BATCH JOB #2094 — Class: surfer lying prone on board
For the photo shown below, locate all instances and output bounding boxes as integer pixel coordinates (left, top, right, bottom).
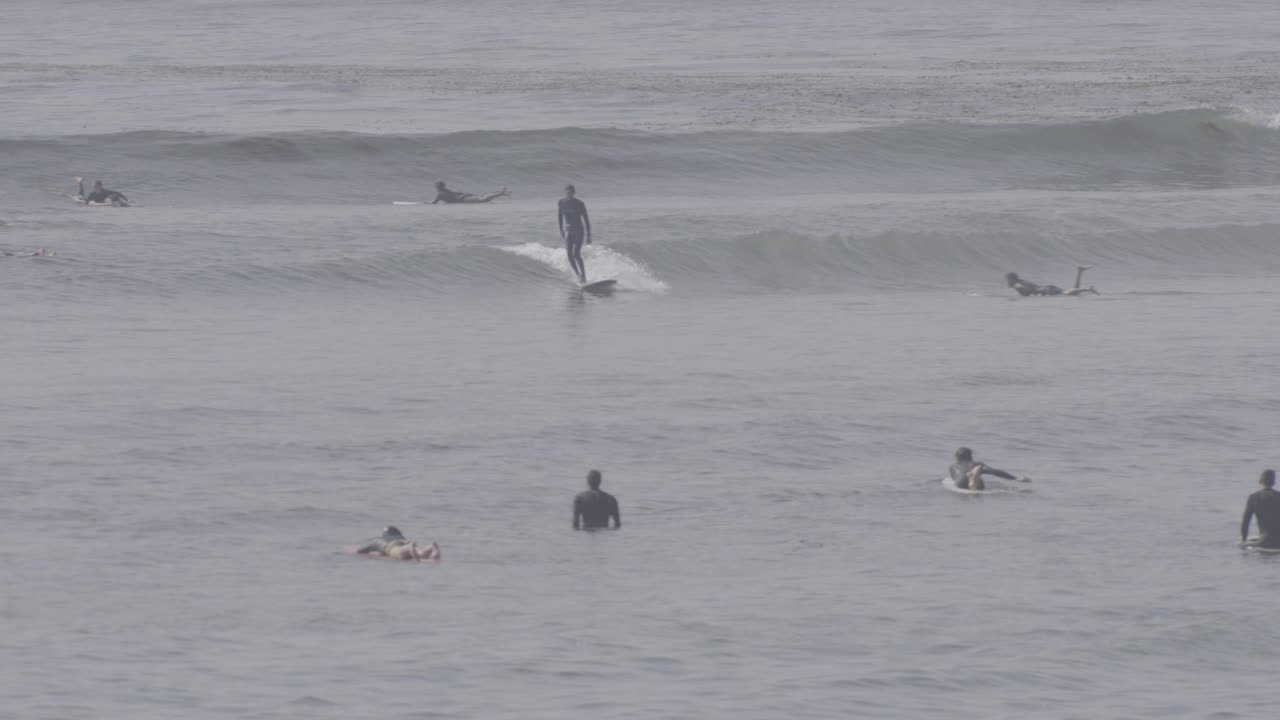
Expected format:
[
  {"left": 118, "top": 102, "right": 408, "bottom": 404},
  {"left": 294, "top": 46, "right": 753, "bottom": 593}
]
[
  {"left": 74, "top": 177, "right": 131, "bottom": 206},
  {"left": 352, "top": 525, "right": 440, "bottom": 561},
  {"left": 1241, "top": 469, "right": 1280, "bottom": 550},
  {"left": 949, "top": 447, "right": 1029, "bottom": 491},
  {"left": 432, "top": 181, "right": 510, "bottom": 204},
  {"left": 1006, "top": 266, "right": 1098, "bottom": 297}
]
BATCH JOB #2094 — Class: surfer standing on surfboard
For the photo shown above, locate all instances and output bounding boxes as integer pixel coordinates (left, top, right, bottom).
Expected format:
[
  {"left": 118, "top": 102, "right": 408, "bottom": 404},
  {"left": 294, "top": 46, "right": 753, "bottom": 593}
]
[
  {"left": 1241, "top": 469, "right": 1280, "bottom": 549},
  {"left": 949, "top": 447, "right": 1027, "bottom": 491},
  {"left": 431, "top": 181, "right": 509, "bottom": 204},
  {"left": 558, "top": 184, "right": 592, "bottom": 284}
]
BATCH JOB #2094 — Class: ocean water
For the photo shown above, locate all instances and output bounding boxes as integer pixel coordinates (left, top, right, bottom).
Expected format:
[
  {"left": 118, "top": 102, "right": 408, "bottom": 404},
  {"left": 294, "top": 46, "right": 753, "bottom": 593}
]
[{"left": 3, "top": 1, "right": 1280, "bottom": 718}]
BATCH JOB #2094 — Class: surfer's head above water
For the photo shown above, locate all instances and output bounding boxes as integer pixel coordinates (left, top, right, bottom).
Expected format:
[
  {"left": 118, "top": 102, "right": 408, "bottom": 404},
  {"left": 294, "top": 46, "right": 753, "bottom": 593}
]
[
  {"left": 382, "top": 525, "right": 405, "bottom": 540},
  {"left": 434, "top": 181, "right": 446, "bottom": 190},
  {"left": 1004, "top": 272, "right": 1020, "bottom": 287},
  {"left": 954, "top": 447, "right": 974, "bottom": 462},
  {"left": 1262, "top": 469, "right": 1276, "bottom": 488},
  {"left": 564, "top": 184, "right": 576, "bottom": 197},
  {"left": 587, "top": 469, "right": 602, "bottom": 489}
]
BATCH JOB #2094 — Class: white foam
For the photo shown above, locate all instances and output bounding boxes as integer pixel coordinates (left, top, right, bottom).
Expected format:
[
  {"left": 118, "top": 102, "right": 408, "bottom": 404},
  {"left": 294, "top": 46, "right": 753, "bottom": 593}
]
[{"left": 501, "top": 242, "right": 669, "bottom": 293}]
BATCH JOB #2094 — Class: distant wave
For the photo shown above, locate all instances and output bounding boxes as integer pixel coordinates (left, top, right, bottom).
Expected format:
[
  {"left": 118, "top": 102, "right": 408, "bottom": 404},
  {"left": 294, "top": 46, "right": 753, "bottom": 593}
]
[{"left": 5, "top": 109, "right": 1280, "bottom": 204}]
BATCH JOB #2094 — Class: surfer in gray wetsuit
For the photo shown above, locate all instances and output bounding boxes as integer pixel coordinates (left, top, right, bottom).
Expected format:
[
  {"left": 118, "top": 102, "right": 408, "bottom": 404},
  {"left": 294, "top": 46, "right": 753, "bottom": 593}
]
[
  {"left": 1241, "top": 469, "right": 1280, "bottom": 549},
  {"left": 558, "top": 184, "right": 591, "bottom": 283},
  {"left": 431, "top": 181, "right": 510, "bottom": 204},
  {"left": 75, "top": 177, "right": 130, "bottom": 206},
  {"left": 949, "top": 447, "right": 1027, "bottom": 491},
  {"left": 353, "top": 525, "right": 440, "bottom": 560},
  {"left": 1006, "top": 266, "right": 1098, "bottom": 297},
  {"left": 573, "top": 469, "right": 619, "bottom": 530}
]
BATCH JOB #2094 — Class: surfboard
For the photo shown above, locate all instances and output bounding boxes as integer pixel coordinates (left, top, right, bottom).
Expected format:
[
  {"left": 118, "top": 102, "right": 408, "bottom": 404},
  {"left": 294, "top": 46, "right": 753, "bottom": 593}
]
[
  {"left": 392, "top": 201, "right": 423, "bottom": 205},
  {"left": 580, "top": 279, "right": 618, "bottom": 293},
  {"left": 1241, "top": 539, "right": 1280, "bottom": 553},
  {"left": 942, "top": 477, "right": 985, "bottom": 494}
]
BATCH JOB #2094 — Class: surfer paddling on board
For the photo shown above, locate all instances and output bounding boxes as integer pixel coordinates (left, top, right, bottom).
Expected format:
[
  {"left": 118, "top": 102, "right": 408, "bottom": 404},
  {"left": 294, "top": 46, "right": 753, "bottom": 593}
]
[
  {"left": 558, "top": 184, "right": 592, "bottom": 283},
  {"left": 1006, "top": 266, "right": 1098, "bottom": 297},
  {"left": 431, "top": 181, "right": 510, "bottom": 204},
  {"left": 573, "top": 469, "right": 619, "bottom": 530},
  {"left": 74, "top": 177, "right": 130, "bottom": 206},
  {"left": 351, "top": 525, "right": 440, "bottom": 561},
  {"left": 1241, "top": 469, "right": 1280, "bottom": 550},
  {"left": 949, "top": 447, "right": 1029, "bottom": 491}
]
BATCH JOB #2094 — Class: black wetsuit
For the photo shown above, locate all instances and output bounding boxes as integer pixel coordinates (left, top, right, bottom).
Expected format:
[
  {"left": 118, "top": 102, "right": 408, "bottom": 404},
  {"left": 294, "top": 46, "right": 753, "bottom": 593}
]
[
  {"left": 432, "top": 188, "right": 471, "bottom": 204},
  {"left": 354, "top": 538, "right": 392, "bottom": 554},
  {"left": 82, "top": 187, "right": 129, "bottom": 206},
  {"left": 558, "top": 197, "right": 590, "bottom": 281},
  {"left": 949, "top": 460, "right": 1015, "bottom": 490},
  {"left": 355, "top": 528, "right": 408, "bottom": 554},
  {"left": 1242, "top": 487, "right": 1280, "bottom": 549},
  {"left": 573, "top": 489, "right": 620, "bottom": 529},
  {"left": 1011, "top": 279, "right": 1063, "bottom": 297}
]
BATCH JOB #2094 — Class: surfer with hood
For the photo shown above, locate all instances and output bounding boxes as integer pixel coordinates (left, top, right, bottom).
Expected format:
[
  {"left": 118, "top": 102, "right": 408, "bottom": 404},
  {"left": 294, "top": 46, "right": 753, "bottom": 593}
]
[
  {"left": 75, "top": 177, "right": 130, "bottom": 206},
  {"left": 1006, "top": 266, "right": 1098, "bottom": 297},
  {"left": 352, "top": 525, "right": 440, "bottom": 561},
  {"left": 431, "top": 181, "right": 510, "bottom": 204},
  {"left": 948, "top": 447, "right": 1029, "bottom": 491}
]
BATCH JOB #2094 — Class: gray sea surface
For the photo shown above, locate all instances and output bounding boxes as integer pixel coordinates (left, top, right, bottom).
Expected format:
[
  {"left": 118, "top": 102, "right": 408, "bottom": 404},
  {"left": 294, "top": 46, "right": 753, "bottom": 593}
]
[{"left": 3, "top": 1, "right": 1280, "bottom": 718}]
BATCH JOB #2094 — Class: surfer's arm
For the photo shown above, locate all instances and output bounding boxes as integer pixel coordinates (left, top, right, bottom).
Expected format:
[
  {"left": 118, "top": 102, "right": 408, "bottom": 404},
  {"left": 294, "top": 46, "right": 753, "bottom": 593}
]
[
  {"left": 558, "top": 209, "right": 566, "bottom": 238},
  {"left": 583, "top": 206, "right": 592, "bottom": 243},
  {"left": 1242, "top": 499, "right": 1256, "bottom": 542},
  {"left": 75, "top": 177, "right": 86, "bottom": 201},
  {"left": 611, "top": 500, "right": 620, "bottom": 528},
  {"left": 980, "top": 465, "right": 1017, "bottom": 481},
  {"left": 572, "top": 497, "right": 583, "bottom": 529},
  {"left": 353, "top": 542, "right": 382, "bottom": 555}
]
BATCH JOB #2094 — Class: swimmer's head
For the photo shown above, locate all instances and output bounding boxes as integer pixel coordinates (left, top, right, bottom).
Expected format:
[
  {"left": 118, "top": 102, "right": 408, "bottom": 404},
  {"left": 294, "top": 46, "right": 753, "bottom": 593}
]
[
  {"left": 382, "top": 525, "right": 405, "bottom": 540},
  {"left": 586, "top": 469, "right": 602, "bottom": 489},
  {"left": 1262, "top": 469, "right": 1276, "bottom": 488},
  {"left": 564, "top": 184, "right": 576, "bottom": 196},
  {"left": 954, "top": 447, "right": 973, "bottom": 462},
  {"left": 434, "top": 181, "right": 446, "bottom": 190},
  {"left": 93, "top": 180, "right": 105, "bottom": 190},
  {"left": 1005, "top": 272, "right": 1019, "bottom": 286}
]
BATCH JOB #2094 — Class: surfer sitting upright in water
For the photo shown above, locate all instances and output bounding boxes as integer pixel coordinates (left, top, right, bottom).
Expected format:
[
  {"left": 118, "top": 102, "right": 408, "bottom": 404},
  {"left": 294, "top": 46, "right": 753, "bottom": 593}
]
[
  {"left": 352, "top": 525, "right": 440, "bottom": 561},
  {"left": 949, "top": 447, "right": 1028, "bottom": 491},
  {"left": 558, "top": 184, "right": 591, "bottom": 283},
  {"left": 75, "top": 177, "right": 130, "bottom": 206},
  {"left": 431, "top": 181, "right": 510, "bottom": 204},
  {"left": 1241, "top": 469, "right": 1280, "bottom": 549},
  {"left": 573, "top": 469, "right": 619, "bottom": 530},
  {"left": 1006, "top": 266, "right": 1098, "bottom": 297}
]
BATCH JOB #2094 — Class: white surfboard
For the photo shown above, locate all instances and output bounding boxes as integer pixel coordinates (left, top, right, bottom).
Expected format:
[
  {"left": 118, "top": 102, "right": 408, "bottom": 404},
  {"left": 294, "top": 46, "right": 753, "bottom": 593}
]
[
  {"left": 392, "top": 201, "right": 424, "bottom": 205},
  {"left": 580, "top": 279, "right": 618, "bottom": 293}
]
